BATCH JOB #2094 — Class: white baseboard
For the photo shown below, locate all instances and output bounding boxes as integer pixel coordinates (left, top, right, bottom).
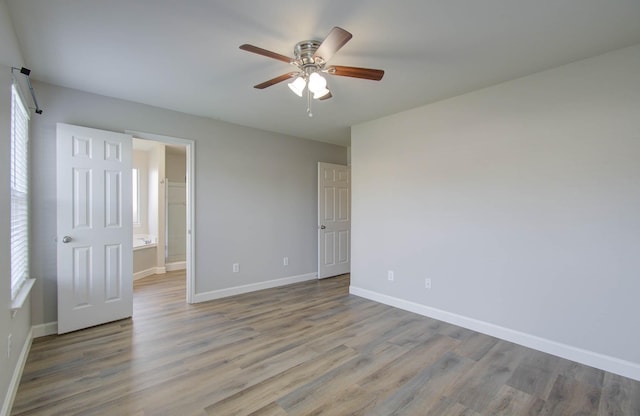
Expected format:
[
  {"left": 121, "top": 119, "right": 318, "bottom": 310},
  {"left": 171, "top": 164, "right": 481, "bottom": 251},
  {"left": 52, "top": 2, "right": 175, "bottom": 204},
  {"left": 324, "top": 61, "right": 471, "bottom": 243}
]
[
  {"left": 1, "top": 328, "right": 33, "bottom": 416},
  {"left": 32, "top": 321, "right": 58, "bottom": 338},
  {"left": 134, "top": 266, "right": 166, "bottom": 281},
  {"left": 193, "top": 272, "right": 318, "bottom": 303},
  {"left": 349, "top": 285, "right": 640, "bottom": 382},
  {"left": 166, "top": 261, "right": 186, "bottom": 272},
  {"left": 134, "top": 268, "right": 156, "bottom": 281}
]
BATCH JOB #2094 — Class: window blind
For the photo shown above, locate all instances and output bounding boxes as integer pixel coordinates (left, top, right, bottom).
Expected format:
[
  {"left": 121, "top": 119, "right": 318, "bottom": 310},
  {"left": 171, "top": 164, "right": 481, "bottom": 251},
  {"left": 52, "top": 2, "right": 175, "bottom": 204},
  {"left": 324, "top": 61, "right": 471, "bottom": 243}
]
[{"left": 11, "top": 83, "right": 30, "bottom": 299}]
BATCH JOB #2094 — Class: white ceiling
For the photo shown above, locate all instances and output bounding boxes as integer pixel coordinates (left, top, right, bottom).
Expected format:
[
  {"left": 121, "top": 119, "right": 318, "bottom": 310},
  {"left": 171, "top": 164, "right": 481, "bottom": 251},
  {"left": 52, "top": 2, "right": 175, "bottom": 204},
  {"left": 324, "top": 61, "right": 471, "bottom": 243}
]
[{"left": 6, "top": 0, "right": 640, "bottom": 147}]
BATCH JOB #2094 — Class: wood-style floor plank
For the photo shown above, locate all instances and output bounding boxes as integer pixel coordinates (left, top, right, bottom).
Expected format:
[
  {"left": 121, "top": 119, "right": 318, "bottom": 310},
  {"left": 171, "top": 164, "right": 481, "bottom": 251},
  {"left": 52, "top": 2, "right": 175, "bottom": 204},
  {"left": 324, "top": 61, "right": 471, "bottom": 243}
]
[
  {"left": 599, "top": 372, "right": 640, "bottom": 415},
  {"left": 204, "top": 344, "right": 358, "bottom": 416},
  {"left": 11, "top": 271, "right": 640, "bottom": 415},
  {"left": 368, "top": 352, "right": 475, "bottom": 415}
]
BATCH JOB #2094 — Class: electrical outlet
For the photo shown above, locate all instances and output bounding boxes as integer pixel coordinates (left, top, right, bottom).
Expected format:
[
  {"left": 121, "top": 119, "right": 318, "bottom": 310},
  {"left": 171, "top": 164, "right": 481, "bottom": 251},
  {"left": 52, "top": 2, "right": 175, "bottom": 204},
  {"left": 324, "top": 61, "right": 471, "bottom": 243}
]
[
  {"left": 283, "top": 257, "right": 289, "bottom": 266},
  {"left": 425, "top": 278, "right": 432, "bottom": 289},
  {"left": 232, "top": 263, "right": 239, "bottom": 273},
  {"left": 388, "top": 270, "right": 394, "bottom": 281},
  {"left": 7, "top": 334, "right": 12, "bottom": 358}
]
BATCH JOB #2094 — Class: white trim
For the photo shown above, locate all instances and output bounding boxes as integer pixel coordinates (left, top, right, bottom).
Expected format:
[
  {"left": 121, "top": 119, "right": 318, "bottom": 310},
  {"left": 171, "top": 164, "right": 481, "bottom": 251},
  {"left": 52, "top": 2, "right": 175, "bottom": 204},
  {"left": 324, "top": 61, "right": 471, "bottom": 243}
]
[
  {"left": 349, "top": 285, "right": 640, "bottom": 382},
  {"left": 10, "top": 83, "right": 30, "bottom": 301},
  {"left": 1, "top": 328, "right": 32, "bottom": 416},
  {"left": 133, "top": 243, "right": 158, "bottom": 251},
  {"left": 134, "top": 268, "right": 156, "bottom": 281},
  {"left": 193, "top": 273, "right": 318, "bottom": 303},
  {"left": 126, "top": 130, "right": 195, "bottom": 303},
  {"left": 32, "top": 321, "right": 58, "bottom": 338},
  {"left": 133, "top": 266, "right": 166, "bottom": 281},
  {"left": 10, "top": 278, "right": 36, "bottom": 312},
  {"left": 166, "top": 261, "right": 186, "bottom": 271}
]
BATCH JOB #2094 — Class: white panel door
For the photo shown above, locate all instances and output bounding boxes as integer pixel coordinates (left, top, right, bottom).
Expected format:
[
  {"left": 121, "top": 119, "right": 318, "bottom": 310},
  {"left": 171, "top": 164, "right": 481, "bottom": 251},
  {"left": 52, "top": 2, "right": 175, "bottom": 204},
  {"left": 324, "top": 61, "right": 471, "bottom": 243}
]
[
  {"left": 318, "top": 162, "right": 351, "bottom": 279},
  {"left": 57, "top": 123, "right": 133, "bottom": 334}
]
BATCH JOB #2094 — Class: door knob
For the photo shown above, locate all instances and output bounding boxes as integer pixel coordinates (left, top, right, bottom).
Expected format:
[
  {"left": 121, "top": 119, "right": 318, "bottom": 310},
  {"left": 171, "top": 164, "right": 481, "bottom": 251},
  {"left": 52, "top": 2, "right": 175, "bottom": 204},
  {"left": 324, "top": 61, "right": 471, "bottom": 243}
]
[
  {"left": 62, "top": 236, "right": 73, "bottom": 243},
  {"left": 320, "top": 225, "right": 326, "bottom": 229}
]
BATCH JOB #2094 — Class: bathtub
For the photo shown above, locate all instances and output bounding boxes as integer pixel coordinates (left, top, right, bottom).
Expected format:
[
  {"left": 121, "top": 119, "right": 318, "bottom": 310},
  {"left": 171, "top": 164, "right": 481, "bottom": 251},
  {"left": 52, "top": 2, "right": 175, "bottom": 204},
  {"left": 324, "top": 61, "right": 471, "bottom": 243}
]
[
  {"left": 133, "top": 234, "right": 158, "bottom": 279},
  {"left": 134, "top": 234, "right": 157, "bottom": 250}
]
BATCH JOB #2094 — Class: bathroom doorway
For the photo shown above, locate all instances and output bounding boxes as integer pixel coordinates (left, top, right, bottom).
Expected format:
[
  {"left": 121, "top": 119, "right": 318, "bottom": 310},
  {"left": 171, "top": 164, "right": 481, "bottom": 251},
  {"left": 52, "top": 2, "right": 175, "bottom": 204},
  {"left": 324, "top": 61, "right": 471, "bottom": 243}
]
[{"left": 130, "top": 131, "right": 195, "bottom": 303}]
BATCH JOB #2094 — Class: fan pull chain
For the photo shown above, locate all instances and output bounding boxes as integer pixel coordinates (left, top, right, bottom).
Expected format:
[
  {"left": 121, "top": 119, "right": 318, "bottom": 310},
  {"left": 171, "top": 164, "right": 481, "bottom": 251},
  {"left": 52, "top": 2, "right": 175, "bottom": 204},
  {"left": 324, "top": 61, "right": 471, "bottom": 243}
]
[{"left": 307, "top": 88, "right": 313, "bottom": 117}]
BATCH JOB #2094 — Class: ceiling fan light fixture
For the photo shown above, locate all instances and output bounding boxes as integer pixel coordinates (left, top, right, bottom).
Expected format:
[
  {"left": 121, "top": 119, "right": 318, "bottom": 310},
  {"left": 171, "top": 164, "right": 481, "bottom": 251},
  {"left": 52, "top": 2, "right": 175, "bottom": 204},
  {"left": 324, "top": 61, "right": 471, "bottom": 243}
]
[
  {"left": 288, "top": 76, "right": 306, "bottom": 97},
  {"left": 307, "top": 72, "right": 327, "bottom": 94},
  {"left": 313, "top": 87, "right": 331, "bottom": 99}
]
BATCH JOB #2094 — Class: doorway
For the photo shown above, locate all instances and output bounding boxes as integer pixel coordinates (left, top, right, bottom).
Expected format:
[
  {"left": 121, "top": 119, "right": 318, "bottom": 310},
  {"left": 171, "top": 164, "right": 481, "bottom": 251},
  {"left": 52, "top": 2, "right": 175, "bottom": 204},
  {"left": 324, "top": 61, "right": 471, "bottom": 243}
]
[{"left": 129, "top": 130, "right": 195, "bottom": 303}]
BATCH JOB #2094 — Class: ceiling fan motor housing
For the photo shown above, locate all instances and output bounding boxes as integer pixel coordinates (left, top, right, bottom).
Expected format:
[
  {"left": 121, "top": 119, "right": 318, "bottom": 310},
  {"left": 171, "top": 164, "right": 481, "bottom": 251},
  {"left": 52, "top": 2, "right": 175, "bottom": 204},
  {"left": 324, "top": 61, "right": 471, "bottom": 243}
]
[{"left": 294, "top": 40, "right": 324, "bottom": 68}]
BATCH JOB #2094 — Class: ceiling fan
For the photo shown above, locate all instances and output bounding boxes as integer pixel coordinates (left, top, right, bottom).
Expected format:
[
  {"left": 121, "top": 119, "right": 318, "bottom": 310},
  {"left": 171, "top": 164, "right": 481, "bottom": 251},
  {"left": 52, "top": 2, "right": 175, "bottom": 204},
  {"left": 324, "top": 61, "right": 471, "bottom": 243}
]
[{"left": 239, "top": 27, "right": 384, "bottom": 116}]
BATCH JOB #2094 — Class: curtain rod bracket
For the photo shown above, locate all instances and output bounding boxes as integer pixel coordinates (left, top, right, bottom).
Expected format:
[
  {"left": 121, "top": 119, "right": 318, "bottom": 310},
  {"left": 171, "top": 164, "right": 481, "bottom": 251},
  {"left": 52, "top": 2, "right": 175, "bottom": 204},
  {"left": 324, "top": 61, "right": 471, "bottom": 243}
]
[{"left": 11, "top": 66, "right": 43, "bottom": 115}]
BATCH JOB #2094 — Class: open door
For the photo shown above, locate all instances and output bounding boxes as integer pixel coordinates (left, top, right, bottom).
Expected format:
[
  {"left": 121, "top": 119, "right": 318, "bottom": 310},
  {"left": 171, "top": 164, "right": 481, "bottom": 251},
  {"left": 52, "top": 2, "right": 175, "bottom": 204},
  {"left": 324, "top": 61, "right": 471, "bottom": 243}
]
[
  {"left": 57, "top": 123, "right": 133, "bottom": 334},
  {"left": 318, "top": 162, "right": 351, "bottom": 279}
]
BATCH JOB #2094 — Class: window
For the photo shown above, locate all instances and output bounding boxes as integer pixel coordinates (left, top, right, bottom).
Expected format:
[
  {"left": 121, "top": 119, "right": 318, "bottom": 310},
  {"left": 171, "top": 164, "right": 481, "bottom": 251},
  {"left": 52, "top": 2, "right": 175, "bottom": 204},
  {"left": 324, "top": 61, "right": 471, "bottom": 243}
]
[
  {"left": 132, "top": 168, "right": 140, "bottom": 225},
  {"left": 10, "top": 83, "right": 30, "bottom": 299}
]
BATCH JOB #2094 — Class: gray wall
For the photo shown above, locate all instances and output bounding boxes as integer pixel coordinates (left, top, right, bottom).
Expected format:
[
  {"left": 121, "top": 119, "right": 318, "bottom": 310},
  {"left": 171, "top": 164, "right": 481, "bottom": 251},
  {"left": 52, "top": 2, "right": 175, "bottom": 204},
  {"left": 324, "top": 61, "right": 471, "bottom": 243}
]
[
  {"left": 1, "top": 0, "right": 33, "bottom": 409},
  {"left": 28, "top": 81, "right": 346, "bottom": 326},
  {"left": 351, "top": 45, "right": 640, "bottom": 369},
  {"left": 0, "top": 62, "right": 33, "bottom": 416}
]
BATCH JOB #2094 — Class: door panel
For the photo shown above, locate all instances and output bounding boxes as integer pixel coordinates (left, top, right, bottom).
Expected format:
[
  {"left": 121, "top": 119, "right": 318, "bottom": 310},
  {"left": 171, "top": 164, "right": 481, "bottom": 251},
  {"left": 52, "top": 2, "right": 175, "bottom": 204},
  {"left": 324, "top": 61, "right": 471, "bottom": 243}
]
[
  {"left": 104, "top": 244, "right": 122, "bottom": 301},
  {"left": 72, "top": 246, "right": 91, "bottom": 307},
  {"left": 318, "top": 162, "right": 351, "bottom": 279},
  {"left": 73, "top": 168, "right": 92, "bottom": 228},
  {"left": 57, "top": 123, "right": 133, "bottom": 334},
  {"left": 338, "top": 230, "right": 349, "bottom": 263}
]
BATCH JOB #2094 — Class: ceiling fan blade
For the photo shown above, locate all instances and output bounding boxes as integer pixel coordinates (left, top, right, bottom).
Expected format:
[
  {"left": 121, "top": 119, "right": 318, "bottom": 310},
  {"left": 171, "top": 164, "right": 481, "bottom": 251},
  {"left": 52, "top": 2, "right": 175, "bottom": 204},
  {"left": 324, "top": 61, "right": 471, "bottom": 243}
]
[
  {"left": 318, "top": 92, "right": 333, "bottom": 100},
  {"left": 239, "top": 44, "right": 293, "bottom": 64},
  {"left": 253, "top": 72, "right": 298, "bottom": 89},
  {"left": 326, "top": 65, "right": 384, "bottom": 81},
  {"left": 313, "top": 27, "right": 352, "bottom": 62}
]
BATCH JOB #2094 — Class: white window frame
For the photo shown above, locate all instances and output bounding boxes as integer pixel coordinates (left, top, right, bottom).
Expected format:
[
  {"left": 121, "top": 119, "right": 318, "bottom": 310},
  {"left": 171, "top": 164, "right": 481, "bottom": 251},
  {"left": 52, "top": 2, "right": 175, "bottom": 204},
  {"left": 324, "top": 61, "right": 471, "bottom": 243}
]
[{"left": 10, "top": 83, "right": 30, "bottom": 300}]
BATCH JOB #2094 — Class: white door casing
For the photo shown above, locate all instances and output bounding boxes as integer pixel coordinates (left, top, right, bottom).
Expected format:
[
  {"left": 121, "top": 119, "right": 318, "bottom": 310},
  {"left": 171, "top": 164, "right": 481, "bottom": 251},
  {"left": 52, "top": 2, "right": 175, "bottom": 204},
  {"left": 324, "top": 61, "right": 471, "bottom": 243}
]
[
  {"left": 57, "top": 123, "right": 133, "bottom": 334},
  {"left": 318, "top": 162, "right": 351, "bottom": 279}
]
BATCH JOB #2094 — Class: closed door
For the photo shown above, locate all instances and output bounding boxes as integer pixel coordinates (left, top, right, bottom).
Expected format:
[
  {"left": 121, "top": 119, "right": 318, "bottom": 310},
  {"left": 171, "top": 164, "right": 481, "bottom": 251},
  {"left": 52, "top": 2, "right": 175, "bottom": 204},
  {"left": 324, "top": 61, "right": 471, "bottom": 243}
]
[
  {"left": 318, "top": 162, "right": 350, "bottom": 279},
  {"left": 57, "top": 123, "right": 133, "bottom": 334}
]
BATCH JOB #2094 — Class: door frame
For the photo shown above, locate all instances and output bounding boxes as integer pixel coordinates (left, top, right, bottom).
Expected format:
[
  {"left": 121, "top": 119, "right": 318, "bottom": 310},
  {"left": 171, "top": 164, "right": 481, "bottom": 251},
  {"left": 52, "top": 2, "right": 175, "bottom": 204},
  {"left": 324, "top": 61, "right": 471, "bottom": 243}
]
[{"left": 127, "top": 130, "right": 196, "bottom": 303}]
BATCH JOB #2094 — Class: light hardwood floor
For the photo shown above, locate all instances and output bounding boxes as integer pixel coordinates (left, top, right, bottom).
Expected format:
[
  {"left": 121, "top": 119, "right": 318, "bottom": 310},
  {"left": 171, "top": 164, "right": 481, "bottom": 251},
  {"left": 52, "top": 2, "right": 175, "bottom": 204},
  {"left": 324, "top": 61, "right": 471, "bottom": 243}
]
[{"left": 12, "top": 272, "right": 640, "bottom": 415}]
